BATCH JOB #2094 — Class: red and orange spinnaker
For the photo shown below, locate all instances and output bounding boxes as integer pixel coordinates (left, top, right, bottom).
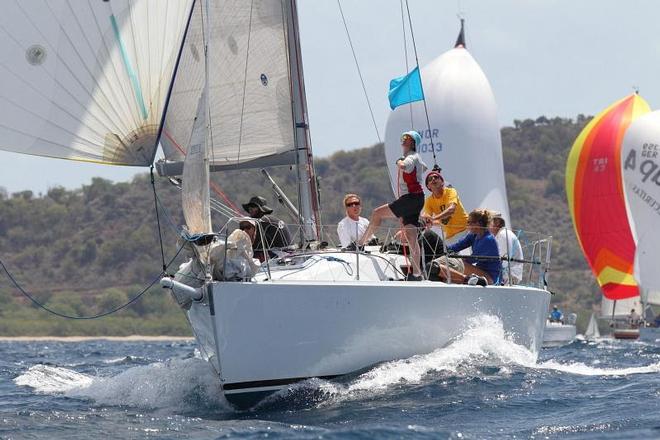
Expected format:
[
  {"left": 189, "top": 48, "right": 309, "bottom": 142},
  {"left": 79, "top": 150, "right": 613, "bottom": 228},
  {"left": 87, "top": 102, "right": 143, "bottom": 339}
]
[{"left": 566, "top": 94, "right": 650, "bottom": 300}]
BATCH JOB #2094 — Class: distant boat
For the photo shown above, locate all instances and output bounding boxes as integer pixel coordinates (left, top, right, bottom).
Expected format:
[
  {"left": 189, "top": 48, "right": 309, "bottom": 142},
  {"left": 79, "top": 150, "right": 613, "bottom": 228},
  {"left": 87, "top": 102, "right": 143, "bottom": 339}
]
[
  {"left": 566, "top": 94, "right": 650, "bottom": 339},
  {"left": 621, "top": 110, "right": 660, "bottom": 340},
  {"left": 542, "top": 312, "right": 577, "bottom": 348},
  {"left": 584, "top": 312, "right": 601, "bottom": 340}
]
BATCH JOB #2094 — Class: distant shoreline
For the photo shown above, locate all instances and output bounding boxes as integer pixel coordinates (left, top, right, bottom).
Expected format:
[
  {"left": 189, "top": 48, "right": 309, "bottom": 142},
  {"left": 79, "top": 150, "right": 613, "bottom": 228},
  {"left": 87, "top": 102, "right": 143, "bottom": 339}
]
[{"left": 0, "top": 335, "right": 194, "bottom": 342}]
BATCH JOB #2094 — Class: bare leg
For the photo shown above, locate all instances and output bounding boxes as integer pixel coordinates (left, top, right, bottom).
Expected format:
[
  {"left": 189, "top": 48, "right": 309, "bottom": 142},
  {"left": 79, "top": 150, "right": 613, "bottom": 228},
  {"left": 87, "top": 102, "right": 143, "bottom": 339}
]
[
  {"left": 437, "top": 264, "right": 467, "bottom": 284},
  {"left": 462, "top": 264, "right": 493, "bottom": 284},
  {"left": 437, "top": 263, "right": 493, "bottom": 284},
  {"left": 358, "top": 203, "right": 396, "bottom": 246},
  {"left": 403, "top": 224, "right": 422, "bottom": 276}
]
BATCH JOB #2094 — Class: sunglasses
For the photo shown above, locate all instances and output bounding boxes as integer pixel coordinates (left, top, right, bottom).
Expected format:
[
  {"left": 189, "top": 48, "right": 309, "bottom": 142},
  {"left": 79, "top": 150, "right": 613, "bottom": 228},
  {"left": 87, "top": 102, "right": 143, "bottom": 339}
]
[
  {"left": 346, "top": 202, "right": 361, "bottom": 207},
  {"left": 428, "top": 175, "right": 442, "bottom": 183},
  {"left": 401, "top": 135, "right": 412, "bottom": 142}
]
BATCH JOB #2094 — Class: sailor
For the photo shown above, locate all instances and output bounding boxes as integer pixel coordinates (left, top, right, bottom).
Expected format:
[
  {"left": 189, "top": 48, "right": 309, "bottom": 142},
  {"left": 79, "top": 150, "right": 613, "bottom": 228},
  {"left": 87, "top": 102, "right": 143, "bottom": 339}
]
[
  {"left": 242, "top": 196, "right": 292, "bottom": 261},
  {"left": 549, "top": 306, "right": 563, "bottom": 323},
  {"left": 337, "top": 193, "right": 375, "bottom": 248},
  {"left": 628, "top": 308, "right": 641, "bottom": 327},
  {"left": 358, "top": 131, "right": 426, "bottom": 281},
  {"left": 420, "top": 169, "right": 469, "bottom": 246},
  {"left": 488, "top": 211, "right": 524, "bottom": 285},
  {"left": 431, "top": 209, "right": 501, "bottom": 286}
]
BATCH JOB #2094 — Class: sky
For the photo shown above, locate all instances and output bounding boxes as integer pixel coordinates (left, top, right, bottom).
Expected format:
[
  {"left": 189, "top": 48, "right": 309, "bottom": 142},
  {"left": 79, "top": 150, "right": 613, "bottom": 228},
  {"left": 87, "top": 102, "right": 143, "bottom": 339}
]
[{"left": 2, "top": 0, "right": 660, "bottom": 194}]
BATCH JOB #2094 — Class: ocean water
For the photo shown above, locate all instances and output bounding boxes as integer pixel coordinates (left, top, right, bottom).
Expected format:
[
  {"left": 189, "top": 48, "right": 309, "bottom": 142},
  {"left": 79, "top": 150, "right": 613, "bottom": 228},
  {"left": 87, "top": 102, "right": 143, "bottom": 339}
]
[{"left": 2, "top": 318, "right": 659, "bottom": 439}]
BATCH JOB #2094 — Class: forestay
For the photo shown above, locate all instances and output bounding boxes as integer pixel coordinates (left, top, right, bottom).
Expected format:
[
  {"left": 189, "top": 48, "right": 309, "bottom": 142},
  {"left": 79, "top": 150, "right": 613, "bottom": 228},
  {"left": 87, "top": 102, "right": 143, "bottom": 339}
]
[
  {"left": 159, "top": 0, "right": 296, "bottom": 173},
  {"left": 0, "top": 0, "right": 193, "bottom": 165}
]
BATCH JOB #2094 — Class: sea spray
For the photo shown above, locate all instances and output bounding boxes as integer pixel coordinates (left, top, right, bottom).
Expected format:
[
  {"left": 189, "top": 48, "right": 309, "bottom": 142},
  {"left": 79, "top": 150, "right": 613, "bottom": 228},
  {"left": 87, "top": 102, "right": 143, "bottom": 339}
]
[{"left": 15, "top": 358, "right": 229, "bottom": 412}]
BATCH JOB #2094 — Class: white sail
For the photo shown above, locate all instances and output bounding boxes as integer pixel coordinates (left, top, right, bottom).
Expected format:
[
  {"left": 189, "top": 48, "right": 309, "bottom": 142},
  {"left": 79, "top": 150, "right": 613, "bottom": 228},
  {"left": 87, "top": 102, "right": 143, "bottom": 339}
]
[
  {"left": 643, "top": 290, "right": 660, "bottom": 307},
  {"left": 621, "top": 111, "right": 660, "bottom": 304},
  {"left": 585, "top": 312, "right": 600, "bottom": 339},
  {"left": 384, "top": 46, "right": 510, "bottom": 223},
  {"left": 160, "top": 0, "right": 296, "bottom": 173},
  {"left": 182, "top": 87, "right": 211, "bottom": 236},
  {"left": 0, "top": 0, "right": 193, "bottom": 165},
  {"left": 600, "top": 296, "right": 642, "bottom": 318}
]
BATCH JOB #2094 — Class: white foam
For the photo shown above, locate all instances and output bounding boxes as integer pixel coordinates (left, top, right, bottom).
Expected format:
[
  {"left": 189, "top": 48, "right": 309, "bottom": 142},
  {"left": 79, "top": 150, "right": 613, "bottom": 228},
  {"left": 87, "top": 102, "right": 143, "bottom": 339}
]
[
  {"left": 14, "top": 358, "right": 229, "bottom": 411},
  {"left": 14, "top": 364, "right": 94, "bottom": 393},
  {"left": 537, "top": 359, "right": 660, "bottom": 376}
]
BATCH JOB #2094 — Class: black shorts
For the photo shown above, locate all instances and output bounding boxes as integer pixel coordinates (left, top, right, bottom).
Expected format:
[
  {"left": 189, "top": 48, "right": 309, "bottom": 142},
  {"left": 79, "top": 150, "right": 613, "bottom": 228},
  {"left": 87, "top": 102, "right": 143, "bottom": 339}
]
[{"left": 388, "top": 192, "right": 424, "bottom": 226}]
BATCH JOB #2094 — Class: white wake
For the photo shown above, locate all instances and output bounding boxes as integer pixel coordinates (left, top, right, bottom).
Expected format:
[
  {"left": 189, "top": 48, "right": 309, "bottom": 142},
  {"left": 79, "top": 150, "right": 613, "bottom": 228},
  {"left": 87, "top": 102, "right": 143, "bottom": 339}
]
[{"left": 13, "top": 358, "right": 228, "bottom": 411}]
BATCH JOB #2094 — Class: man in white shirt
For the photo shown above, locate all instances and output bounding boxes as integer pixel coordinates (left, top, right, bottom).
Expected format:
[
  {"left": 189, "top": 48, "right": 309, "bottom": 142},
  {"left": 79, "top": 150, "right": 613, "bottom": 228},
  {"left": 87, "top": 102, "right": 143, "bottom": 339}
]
[
  {"left": 488, "top": 212, "right": 524, "bottom": 284},
  {"left": 337, "top": 194, "right": 373, "bottom": 248}
]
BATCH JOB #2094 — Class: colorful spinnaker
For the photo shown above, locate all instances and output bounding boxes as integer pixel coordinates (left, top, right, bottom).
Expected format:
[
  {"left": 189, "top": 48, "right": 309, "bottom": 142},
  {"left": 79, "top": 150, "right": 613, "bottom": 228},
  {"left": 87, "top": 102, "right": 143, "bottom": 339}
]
[{"left": 566, "top": 94, "right": 650, "bottom": 300}]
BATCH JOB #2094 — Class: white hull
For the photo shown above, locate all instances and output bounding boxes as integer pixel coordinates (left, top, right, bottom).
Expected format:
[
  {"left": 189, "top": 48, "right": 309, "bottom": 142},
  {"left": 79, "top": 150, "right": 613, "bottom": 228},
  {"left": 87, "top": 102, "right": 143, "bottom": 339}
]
[
  {"left": 542, "top": 321, "right": 577, "bottom": 348},
  {"left": 186, "top": 279, "right": 550, "bottom": 407}
]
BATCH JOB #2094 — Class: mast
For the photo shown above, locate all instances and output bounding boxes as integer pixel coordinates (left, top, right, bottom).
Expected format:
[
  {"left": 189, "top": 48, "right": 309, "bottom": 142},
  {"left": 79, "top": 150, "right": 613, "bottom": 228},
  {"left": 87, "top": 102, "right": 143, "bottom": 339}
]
[{"left": 284, "top": 0, "right": 321, "bottom": 243}]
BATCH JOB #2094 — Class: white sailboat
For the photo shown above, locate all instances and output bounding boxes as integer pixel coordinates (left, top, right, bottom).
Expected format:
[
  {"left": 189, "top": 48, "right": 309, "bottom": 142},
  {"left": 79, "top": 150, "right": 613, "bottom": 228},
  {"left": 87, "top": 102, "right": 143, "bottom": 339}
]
[
  {"left": 584, "top": 312, "right": 601, "bottom": 340},
  {"left": 621, "top": 110, "right": 660, "bottom": 341},
  {"left": 0, "top": 1, "right": 551, "bottom": 408}
]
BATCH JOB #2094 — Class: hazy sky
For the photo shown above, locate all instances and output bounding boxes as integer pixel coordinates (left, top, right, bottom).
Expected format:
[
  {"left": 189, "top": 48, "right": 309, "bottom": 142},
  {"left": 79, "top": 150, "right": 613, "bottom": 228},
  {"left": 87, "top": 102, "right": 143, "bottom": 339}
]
[{"left": 2, "top": 0, "right": 660, "bottom": 194}]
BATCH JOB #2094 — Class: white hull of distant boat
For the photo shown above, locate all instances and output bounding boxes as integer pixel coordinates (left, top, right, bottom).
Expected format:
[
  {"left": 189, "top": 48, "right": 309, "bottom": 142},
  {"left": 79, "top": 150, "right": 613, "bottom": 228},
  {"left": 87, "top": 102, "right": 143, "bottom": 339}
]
[
  {"left": 542, "top": 321, "right": 576, "bottom": 348},
  {"left": 178, "top": 250, "right": 551, "bottom": 408}
]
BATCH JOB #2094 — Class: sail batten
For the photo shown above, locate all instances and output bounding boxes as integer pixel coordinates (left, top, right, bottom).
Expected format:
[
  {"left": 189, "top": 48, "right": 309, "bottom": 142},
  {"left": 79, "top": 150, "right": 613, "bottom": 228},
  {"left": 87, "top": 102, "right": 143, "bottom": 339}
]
[{"left": 0, "top": 0, "right": 194, "bottom": 166}]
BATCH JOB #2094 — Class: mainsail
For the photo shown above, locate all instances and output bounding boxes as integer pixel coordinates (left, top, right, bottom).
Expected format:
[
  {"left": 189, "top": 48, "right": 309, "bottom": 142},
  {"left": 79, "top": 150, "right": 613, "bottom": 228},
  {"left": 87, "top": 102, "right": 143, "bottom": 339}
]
[
  {"left": 384, "top": 29, "right": 510, "bottom": 223},
  {"left": 621, "top": 110, "right": 660, "bottom": 307},
  {"left": 565, "top": 94, "right": 650, "bottom": 300},
  {"left": 0, "top": 0, "right": 194, "bottom": 165},
  {"left": 158, "top": 0, "right": 297, "bottom": 173}
]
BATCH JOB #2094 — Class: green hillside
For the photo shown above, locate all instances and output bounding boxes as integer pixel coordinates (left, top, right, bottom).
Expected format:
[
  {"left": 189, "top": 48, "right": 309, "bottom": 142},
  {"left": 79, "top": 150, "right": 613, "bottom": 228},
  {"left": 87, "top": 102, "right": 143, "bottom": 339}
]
[{"left": 0, "top": 116, "right": 602, "bottom": 335}]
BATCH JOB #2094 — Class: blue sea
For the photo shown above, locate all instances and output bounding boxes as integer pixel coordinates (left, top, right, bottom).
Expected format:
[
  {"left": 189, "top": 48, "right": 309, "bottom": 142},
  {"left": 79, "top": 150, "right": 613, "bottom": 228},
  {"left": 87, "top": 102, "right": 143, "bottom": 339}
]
[{"left": 2, "top": 320, "right": 659, "bottom": 439}]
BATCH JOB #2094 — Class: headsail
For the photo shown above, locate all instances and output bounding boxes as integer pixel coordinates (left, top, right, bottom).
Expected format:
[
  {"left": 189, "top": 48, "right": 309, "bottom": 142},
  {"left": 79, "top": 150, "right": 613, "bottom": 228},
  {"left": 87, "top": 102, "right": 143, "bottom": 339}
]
[
  {"left": 384, "top": 28, "right": 510, "bottom": 223},
  {"left": 565, "top": 94, "right": 650, "bottom": 300},
  {"left": 159, "top": 0, "right": 297, "bottom": 173},
  {"left": 0, "top": 0, "right": 194, "bottom": 165}
]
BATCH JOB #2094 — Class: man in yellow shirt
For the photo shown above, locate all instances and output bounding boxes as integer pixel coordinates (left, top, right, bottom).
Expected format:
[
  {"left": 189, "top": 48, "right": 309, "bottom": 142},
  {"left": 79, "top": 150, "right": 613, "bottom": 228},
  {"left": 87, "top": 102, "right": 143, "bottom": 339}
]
[{"left": 420, "top": 170, "right": 469, "bottom": 246}]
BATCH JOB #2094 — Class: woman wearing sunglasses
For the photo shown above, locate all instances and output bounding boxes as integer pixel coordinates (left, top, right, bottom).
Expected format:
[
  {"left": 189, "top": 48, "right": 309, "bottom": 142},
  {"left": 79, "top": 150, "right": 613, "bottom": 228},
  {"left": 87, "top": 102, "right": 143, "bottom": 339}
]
[{"left": 358, "top": 130, "right": 427, "bottom": 281}]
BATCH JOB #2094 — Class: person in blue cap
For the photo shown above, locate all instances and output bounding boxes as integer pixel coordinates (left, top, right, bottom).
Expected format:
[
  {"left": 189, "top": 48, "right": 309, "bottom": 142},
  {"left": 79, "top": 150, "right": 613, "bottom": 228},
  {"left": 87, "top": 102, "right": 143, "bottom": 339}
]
[{"left": 359, "top": 130, "right": 427, "bottom": 280}]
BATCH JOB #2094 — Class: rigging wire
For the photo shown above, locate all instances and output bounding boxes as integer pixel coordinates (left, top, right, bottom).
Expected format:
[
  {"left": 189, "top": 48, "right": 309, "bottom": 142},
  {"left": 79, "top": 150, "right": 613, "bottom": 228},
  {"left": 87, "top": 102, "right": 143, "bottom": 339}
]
[
  {"left": 336, "top": 0, "right": 381, "bottom": 143},
  {"left": 399, "top": 0, "right": 414, "bottom": 129},
  {"left": 150, "top": 166, "right": 167, "bottom": 271},
  {"left": 0, "top": 242, "right": 186, "bottom": 321},
  {"left": 403, "top": 0, "right": 439, "bottom": 170}
]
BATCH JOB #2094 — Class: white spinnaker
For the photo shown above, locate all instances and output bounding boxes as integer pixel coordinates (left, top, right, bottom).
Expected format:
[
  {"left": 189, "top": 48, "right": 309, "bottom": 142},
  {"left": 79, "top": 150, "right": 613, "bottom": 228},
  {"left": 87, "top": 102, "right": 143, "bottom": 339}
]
[
  {"left": 384, "top": 47, "right": 510, "bottom": 223},
  {"left": 621, "top": 111, "right": 660, "bottom": 306},
  {"left": 161, "top": 0, "right": 295, "bottom": 169},
  {"left": 0, "top": 0, "right": 193, "bottom": 165},
  {"left": 600, "top": 297, "right": 642, "bottom": 318}
]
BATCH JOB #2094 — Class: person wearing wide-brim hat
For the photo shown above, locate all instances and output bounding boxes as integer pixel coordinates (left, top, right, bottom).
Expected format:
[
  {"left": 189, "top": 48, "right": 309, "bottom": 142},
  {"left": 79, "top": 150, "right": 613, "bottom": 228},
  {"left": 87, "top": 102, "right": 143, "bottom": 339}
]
[{"left": 242, "top": 196, "right": 291, "bottom": 261}]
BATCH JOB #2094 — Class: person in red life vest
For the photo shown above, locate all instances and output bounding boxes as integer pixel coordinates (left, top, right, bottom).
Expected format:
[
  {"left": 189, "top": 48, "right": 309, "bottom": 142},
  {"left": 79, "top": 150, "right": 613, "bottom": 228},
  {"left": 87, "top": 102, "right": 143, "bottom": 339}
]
[{"left": 359, "top": 130, "right": 427, "bottom": 280}]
